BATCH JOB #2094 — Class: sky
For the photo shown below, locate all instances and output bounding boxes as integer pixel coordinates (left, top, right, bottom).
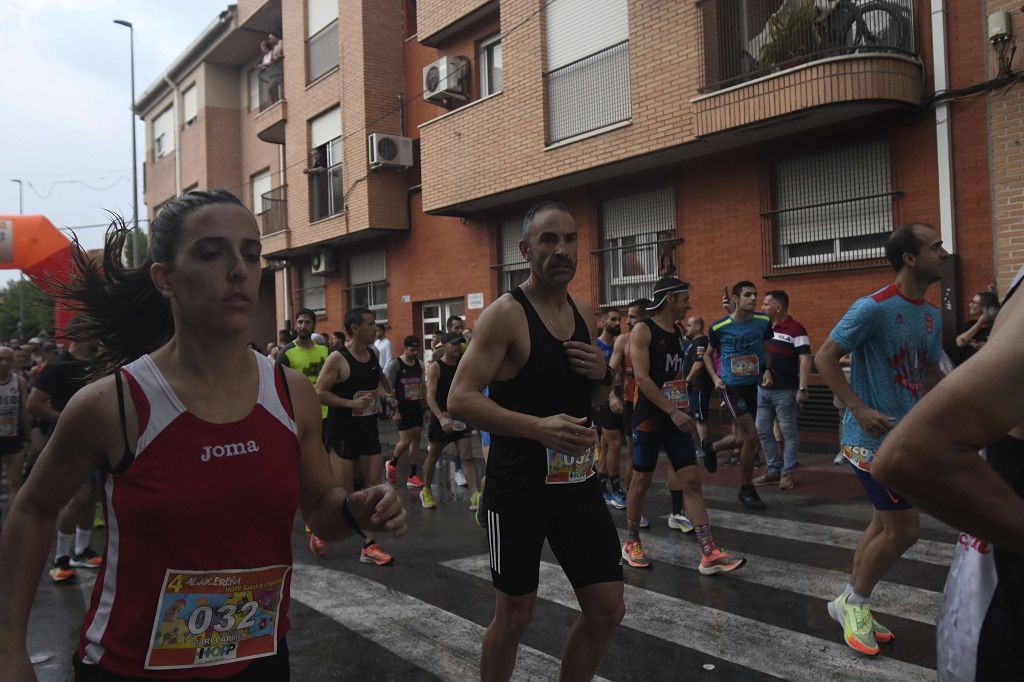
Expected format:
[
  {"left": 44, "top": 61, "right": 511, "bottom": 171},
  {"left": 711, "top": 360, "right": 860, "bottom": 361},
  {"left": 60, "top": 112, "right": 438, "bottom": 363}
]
[{"left": 0, "top": 0, "right": 231, "bottom": 284}]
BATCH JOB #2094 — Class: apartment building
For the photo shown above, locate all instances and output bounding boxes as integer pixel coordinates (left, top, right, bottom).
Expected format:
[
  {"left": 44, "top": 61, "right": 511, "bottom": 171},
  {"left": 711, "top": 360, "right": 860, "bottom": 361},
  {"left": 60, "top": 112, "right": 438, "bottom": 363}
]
[{"left": 138, "top": 0, "right": 1012, "bottom": 448}]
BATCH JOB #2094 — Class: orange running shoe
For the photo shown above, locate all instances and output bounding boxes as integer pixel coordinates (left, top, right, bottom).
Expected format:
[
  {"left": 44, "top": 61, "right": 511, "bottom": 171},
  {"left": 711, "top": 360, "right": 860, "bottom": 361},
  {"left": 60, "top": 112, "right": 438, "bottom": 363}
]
[
  {"left": 308, "top": 534, "right": 327, "bottom": 558},
  {"left": 698, "top": 548, "right": 747, "bottom": 575},
  {"left": 360, "top": 542, "right": 393, "bottom": 566},
  {"left": 49, "top": 556, "right": 77, "bottom": 583},
  {"left": 621, "top": 540, "right": 651, "bottom": 568},
  {"left": 69, "top": 548, "right": 103, "bottom": 569}
]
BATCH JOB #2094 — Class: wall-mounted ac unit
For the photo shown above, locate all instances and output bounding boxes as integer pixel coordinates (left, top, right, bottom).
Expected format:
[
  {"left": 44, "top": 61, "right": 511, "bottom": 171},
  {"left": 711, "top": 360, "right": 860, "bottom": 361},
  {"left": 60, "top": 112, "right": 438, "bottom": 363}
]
[
  {"left": 311, "top": 247, "right": 336, "bottom": 275},
  {"left": 368, "top": 133, "right": 414, "bottom": 169},
  {"left": 423, "top": 56, "right": 469, "bottom": 103}
]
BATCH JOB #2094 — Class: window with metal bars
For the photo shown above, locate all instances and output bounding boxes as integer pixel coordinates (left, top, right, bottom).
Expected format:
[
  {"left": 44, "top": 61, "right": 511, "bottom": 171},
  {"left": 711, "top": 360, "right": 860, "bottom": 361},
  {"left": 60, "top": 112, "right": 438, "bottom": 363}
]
[
  {"left": 600, "top": 188, "right": 676, "bottom": 307},
  {"left": 498, "top": 219, "right": 530, "bottom": 293},
  {"left": 764, "top": 139, "right": 898, "bottom": 274}
]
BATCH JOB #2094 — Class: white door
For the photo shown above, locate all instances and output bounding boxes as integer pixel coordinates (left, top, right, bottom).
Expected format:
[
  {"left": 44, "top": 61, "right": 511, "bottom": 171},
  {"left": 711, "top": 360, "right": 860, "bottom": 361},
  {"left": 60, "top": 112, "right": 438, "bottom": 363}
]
[{"left": 422, "top": 299, "right": 465, "bottom": 363}]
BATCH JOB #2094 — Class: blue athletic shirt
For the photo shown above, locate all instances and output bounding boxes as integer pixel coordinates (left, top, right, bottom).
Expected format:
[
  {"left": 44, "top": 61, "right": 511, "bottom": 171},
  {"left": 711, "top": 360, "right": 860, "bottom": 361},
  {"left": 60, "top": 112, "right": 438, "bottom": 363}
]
[
  {"left": 595, "top": 337, "right": 613, "bottom": 364},
  {"left": 830, "top": 283, "right": 942, "bottom": 458},
  {"left": 708, "top": 314, "right": 773, "bottom": 386}
]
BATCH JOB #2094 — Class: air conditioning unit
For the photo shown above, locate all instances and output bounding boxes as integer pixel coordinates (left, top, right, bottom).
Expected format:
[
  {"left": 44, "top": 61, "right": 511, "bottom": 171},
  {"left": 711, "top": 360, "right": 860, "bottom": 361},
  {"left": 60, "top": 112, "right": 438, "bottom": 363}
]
[
  {"left": 423, "top": 56, "right": 469, "bottom": 103},
  {"left": 310, "top": 248, "right": 336, "bottom": 275},
  {"left": 368, "top": 133, "right": 413, "bottom": 169}
]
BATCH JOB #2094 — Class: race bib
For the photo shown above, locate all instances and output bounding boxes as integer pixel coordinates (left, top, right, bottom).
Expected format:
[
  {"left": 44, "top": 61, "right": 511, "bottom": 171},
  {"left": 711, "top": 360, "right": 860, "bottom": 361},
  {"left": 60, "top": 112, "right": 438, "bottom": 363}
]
[
  {"left": 0, "top": 414, "right": 16, "bottom": 438},
  {"left": 401, "top": 379, "right": 423, "bottom": 401},
  {"left": 661, "top": 379, "right": 689, "bottom": 409},
  {"left": 450, "top": 419, "right": 467, "bottom": 431},
  {"left": 731, "top": 354, "right": 760, "bottom": 377},
  {"left": 545, "top": 448, "right": 595, "bottom": 484},
  {"left": 145, "top": 565, "right": 289, "bottom": 671},
  {"left": 352, "top": 389, "right": 379, "bottom": 417}
]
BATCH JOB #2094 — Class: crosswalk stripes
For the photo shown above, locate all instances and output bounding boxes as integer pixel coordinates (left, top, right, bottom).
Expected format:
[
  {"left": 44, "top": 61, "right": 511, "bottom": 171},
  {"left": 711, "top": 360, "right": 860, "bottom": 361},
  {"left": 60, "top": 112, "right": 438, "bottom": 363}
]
[
  {"left": 290, "top": 562, "right": 612, "bottom": 682},
  {"left": 621, "top": 526, "right": 941, "bottom": 624},
  {"left": 707, "top": 507, "right": 954, "bottom": 566},
  {"left": 443, "top": 555, "right": 936, "bottom": 682}
]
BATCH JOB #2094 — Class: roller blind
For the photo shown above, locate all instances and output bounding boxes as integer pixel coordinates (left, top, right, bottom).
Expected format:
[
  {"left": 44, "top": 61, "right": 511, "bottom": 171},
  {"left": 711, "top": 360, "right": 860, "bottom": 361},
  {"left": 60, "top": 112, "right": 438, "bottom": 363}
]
[
  {"left": 310, "top": 106, "right": 341, "bottom": 148},
  {"left": 545, "top": 0, "right": 628, "bottom": 70},
  {"left": 251, "top": 170, "right": 271, "bottom": 214},
  {"left": 182, "top": 85, "right": 198, "bottom": 123},
  {"left": 152, "top": 106, "right": 175, "bottom": 155},
  {"left": 350, "top": 250, "right": 386, "bottom": 284},
  {"left": 308, "top": 0, "right": 337, "bottom": 36}
]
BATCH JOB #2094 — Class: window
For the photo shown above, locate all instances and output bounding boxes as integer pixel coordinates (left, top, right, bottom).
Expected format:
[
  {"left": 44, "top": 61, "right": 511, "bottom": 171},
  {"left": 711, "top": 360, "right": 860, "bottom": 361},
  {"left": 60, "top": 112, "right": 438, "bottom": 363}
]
[
  {"left": 152, "top": 106, "right": 175, "bottom": 158},
  {"left": 498, "top": 218, "right": 529, "bottom": 292},
  {"left": 248, "top": 69, "right": 260, "bottom": 111},
  {"left": 298, "top": 265, "right": 325, "bottom": 314},
  {"left": 601, "top": 188, "right": 675, "bottom": 307},
  {"left": 349, "top": 250, "right": 387, "bottom": 324},
  {"left": 308, "top": 107, "right": 343, "bottom": 221},
  {"left": 479, "top": 34, "right": 502, "bottom": 97},
  {"left": 768, "top": 140, "right": 896, "bottom": 271},
  {"left": 251, "top": 169, "right": 272, "bottom": 214},
  {"left": 404, "top": 0, "right": 417, "bottom": 38},
  {"left": 182, "top": 85, "right": 198, "bottom": 126},
  {"left": 307, "top": 0, "right": 339, "bottom": 82},
  {"left": 544, "top": 0, "right": 630, "bottom": 144}
]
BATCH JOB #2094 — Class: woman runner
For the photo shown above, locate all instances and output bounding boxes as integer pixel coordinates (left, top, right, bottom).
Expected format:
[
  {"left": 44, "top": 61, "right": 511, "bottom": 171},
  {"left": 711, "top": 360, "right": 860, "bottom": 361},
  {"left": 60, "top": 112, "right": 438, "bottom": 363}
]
[{"left": 0, "top": 189, "right": 407, "bottom": 680}]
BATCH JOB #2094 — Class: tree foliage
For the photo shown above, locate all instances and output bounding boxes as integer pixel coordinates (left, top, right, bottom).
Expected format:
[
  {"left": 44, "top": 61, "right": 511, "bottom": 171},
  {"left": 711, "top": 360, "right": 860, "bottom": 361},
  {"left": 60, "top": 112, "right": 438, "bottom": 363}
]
[{"left": 0, "top": 278, "right": 55, "bottom": 340}]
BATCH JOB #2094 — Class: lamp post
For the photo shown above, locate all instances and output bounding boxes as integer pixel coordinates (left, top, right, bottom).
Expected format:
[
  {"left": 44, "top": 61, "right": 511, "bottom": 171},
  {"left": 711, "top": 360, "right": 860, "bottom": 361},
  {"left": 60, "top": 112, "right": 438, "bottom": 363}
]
[
  {"left": 114, "top": 19, "right": 141, "bottom": 268},
  {"left": 10, "top": 179, "right": 24, "bottom": 335}
]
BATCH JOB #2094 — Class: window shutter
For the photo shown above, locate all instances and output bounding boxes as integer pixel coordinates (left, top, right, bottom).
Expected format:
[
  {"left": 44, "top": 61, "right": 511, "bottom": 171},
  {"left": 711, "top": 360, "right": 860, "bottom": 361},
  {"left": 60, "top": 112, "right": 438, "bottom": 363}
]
[
  {"left": 310, "top": 106, "right": 341, "bottom": 149},
  {"left": 545, "top": 0, "right": 628, "bottom": 70},
  {"left": 182, "top": 85, "right": 198, "bottom": 123},
  {"left": 350, "top": 250, "right": 386, "bottom": 284},
  {"left": 307, "top": 0, "right": 336, "bottom": 36}
]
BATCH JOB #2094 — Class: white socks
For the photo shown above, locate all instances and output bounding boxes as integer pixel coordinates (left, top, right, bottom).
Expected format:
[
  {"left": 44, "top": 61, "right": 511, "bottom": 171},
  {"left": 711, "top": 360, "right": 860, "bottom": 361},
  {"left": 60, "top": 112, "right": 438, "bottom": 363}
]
[
  {"left": 75, "top": 527, "right": 92, "bottom": 556},
  {"left": 55, "top": 531, "right": 75, "bottom": 560},
  {"left": 845, "top": 582, "right": 871, "bottom": 606}
]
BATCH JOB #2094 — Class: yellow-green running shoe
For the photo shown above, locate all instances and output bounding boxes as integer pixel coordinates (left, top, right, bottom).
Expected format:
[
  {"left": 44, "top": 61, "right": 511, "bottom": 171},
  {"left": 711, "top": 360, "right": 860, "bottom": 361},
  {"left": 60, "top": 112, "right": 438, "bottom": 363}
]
[
  {"left": 827, "top": 593, "right": 879, "bottom": 656},
  {"left": 872, "top": 613, "right": 894, "bottom": 642},
  {"left": 420, "top": 488, "right": 436, "bottom": 509},
  {"left": 469, "top": 491, "right": 482, "bottom": 511}
]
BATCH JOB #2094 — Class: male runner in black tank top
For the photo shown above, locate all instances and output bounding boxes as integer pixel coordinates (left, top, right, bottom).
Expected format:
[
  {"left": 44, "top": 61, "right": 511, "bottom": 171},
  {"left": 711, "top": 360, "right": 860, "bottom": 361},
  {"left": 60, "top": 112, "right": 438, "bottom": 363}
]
[
  {"left": 626, "top": 276, "right": 746, "bottom": 575},
  {"left": 384, "top": 335, "right": 426, "bottom": 488},
  {"left": 447, "top": 201, "right": 623, "bottom": 681},
  {"left": 315, "top": 307, "right": 398, "bottom": 567},
  {"left": 420, "top": 332, "right": 480, "bottom": 511},
  {"left": 873, "top": 263, "right": 1024, "bottom": 679}
]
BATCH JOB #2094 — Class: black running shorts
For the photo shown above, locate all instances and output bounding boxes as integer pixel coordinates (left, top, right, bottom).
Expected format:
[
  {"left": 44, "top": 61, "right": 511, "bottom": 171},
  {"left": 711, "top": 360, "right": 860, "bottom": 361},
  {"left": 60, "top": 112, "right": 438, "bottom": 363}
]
[
  {"left": 481, "top": 475, "right": 623, "bottom": 597},
  {"left": 397, "top": 401, "right": 424, "bottom": 431},
  {"left": 594, "top": 402, "right": 623, "bottom": 432},
  {"left": 329, "top": 417, "right": 382, "bottom": 460},
  {"left": 428, "top": 417, "right": 472, "bottom": 445},
  {"left": 720, "top": 384, "right": 759, "bottom": 421},
  {"left": 0, "top": 436, "right": 23, "bottom": 456}
]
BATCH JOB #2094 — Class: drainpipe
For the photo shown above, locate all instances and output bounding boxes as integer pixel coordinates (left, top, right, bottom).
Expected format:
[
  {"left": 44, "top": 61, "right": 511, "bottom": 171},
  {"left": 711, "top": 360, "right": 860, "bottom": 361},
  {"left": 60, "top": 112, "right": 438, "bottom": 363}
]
[
  {"left": 163, "top": 75, "right": 183, "bottom": 195},
  {"left": 930, "top": 0, "right": 957, "bottom": 350}
]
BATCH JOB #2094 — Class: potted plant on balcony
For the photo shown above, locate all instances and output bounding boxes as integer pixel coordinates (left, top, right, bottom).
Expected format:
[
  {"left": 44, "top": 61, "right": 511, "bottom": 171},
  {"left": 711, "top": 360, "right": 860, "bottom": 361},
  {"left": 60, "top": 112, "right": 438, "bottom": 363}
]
[{"left": 756, "top": 0, "right": 820, "bottom": 71}]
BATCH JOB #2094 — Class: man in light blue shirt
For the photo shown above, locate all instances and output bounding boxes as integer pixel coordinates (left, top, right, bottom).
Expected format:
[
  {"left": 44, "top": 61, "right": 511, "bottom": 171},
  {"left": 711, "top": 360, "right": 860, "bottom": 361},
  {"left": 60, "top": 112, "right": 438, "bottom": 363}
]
[{"left": 816, "top": 223, "right": 947, "bottom": 657}]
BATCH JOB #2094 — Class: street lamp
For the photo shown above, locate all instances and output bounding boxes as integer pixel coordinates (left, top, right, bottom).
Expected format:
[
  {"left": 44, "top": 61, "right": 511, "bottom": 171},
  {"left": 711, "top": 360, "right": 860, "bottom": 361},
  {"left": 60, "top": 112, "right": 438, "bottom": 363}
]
[
  {"left": 9, "top": 179, "right": 22, "bottom": 215},
  {"left": 114, "top": 19, "right": 141, "bottom": 267}
]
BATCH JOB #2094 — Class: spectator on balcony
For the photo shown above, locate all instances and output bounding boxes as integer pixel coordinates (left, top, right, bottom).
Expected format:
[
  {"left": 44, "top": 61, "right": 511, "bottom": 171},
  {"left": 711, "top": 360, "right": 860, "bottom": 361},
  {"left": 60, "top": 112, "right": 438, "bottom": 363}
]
[
  {"left": 257, "top": 33, "right": 284, "bottom": 70},
  {"left": 955, "top": 290, "right": 1000, "bottom": 365}
]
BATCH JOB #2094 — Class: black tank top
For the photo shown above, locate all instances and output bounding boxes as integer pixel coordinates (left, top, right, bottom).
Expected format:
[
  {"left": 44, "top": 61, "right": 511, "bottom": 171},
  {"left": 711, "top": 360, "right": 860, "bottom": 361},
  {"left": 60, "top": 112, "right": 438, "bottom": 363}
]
[
  {"left": 394, "top": 358, "right": 423, "bottom": 403},
  {"left": 489, "top": 287, "right": 592, "bottom": 491},
  {"left": 327, "top": 345, "right": 380, "bottom": 429},
  {"left": 434, "top": 359, "right": 457, "bottom": 412},
  {"left": 632, "top": 317, "right": 687, "bottom": 432}
]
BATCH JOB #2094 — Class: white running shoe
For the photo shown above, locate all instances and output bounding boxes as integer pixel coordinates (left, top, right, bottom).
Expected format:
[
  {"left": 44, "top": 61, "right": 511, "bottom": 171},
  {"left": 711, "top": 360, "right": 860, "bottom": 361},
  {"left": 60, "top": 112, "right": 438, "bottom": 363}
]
[{"left": 454, "top": 469, "right": 468, "bottom": 487}]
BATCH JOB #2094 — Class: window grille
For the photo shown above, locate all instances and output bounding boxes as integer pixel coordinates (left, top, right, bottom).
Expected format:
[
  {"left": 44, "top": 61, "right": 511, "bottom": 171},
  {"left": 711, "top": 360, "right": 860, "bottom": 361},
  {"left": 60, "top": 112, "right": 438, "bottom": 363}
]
[
  {"left": 764, "top": 139, "right": 898, "bottom": 274},
  {"left": 544, "top": 0, "right": 631, "bottom": 144},
  {"left": 600, "top": 188, "right": 676, "bottom": 307},
  {"left": 498, "top": 219, "right": 530, "bottom": 293}
]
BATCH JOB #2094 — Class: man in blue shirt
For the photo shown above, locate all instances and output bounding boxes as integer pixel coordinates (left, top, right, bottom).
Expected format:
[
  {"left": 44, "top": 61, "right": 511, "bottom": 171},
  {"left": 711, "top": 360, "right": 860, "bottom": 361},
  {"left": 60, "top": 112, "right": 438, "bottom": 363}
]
[
  {"left": 816, "top": 223, "right": 947, "bottom": 657},
  {"left": 702, "top": 281, "right": 774, "bottom": 510}
]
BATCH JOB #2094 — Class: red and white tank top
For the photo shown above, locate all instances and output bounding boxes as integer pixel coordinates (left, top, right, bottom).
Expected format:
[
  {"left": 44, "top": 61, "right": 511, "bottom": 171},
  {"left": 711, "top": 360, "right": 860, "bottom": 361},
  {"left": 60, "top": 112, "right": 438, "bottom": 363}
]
[
  {"left": 0, "top": 373, "right": 20, "bottom": 438},
  {"left": 76, "top": 351, "right": 301, "bottom": 678}
]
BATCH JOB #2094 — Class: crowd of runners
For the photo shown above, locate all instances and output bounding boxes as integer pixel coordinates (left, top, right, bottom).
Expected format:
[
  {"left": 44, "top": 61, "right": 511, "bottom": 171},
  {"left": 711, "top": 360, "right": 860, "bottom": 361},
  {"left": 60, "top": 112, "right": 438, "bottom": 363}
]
[{"left": 0, "top": 190, "right": 1021, "bottom": 680}]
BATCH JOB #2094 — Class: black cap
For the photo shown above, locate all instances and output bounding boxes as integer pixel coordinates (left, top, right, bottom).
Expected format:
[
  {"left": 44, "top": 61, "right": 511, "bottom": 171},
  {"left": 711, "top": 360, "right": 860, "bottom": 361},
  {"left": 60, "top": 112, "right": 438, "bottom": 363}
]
[
  {"left": 648, "top": 276, "right": 690, "bottom": 310},
  {"left": 403, "top": 335, "right": 421, "bottom": 348},
  {"left": 441, "top": 332, "right": 464, "bottom": 346}
]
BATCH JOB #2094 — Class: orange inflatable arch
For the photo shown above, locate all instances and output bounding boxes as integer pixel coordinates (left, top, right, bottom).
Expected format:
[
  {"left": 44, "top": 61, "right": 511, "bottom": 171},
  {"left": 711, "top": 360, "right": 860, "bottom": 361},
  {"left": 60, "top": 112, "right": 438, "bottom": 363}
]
[{"left": 0, "top": 215, "right": 85, "bottom": 336}]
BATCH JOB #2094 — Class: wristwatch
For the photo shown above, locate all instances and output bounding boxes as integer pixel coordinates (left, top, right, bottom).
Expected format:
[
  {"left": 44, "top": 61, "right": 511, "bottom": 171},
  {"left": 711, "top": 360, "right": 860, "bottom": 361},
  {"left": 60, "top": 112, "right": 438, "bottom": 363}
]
[{"left": 798, "top": 387, "right": 809, "bottom": 393}]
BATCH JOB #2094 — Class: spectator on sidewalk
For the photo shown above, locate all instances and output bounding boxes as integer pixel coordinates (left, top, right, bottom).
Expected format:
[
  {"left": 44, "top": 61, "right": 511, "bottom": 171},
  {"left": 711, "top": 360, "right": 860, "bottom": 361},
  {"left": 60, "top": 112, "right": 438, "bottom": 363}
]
[{"left": 955, "top": 290, "right": 999, "bottom": 365}]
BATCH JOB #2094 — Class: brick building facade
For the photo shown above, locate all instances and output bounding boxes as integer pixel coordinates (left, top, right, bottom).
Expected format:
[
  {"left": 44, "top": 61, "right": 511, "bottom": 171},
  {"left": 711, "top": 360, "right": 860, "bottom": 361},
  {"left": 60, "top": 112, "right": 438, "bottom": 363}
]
[{"left": 137, "top": 0, "right": 1016, "bottom": 448}]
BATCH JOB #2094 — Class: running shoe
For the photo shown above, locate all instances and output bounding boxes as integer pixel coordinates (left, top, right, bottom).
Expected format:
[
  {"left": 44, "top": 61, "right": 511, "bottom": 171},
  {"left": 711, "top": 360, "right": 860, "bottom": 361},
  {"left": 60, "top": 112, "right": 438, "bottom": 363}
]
[
  {"left": 602, "top": 489, "right": 614, "bottom": 505},
  {"left": 738, "top": 486, "right": 767, "bottom": 510},
  {"left": 872, "top": 614, "right": 895, "bottom": 642},
  {"left": 609, "top": 490, "right": 627, "bottom": 510},
  {"left": 752, "top": 472, "right": 780, "bottom": 486},
  {"left": 406, "top": 474, "right": 425, "bottom": 489},
  {"left": 621, "top": 540, "right": 651, "bottom": 568},
  {"left": 701, "top": 437, "right": 717, "bottom": 473},
  {"left": 667, "top": 513, "right": 694, "bottom": 533},
  {"left": 833, "top": 452, "right": 846, "bottom": 465},
  {"left": 454, "top": 469, "right": 468, "bottom": 487},
  {"left": 304, "top": 524, "right": 311, "bottom": 534},
  {"left": 93, "top": 502, "right": 105, "bottom": 529},
  {"left": 360, "top": 542, "right": 394, "bottom": 566},
  {"left": 827, "top": 594, "right": 879, "bottom": 656},
  {"left": 475, "top": 499, "right": 486, "bottom": 529},
  {"left": 469, "top": 491, "right": 482, "bottom": 511},
  {"left": 49, "top": 556, "right": 76, "bottom": 583},
  {"left": 385, "top": 459, "right": 397, "bottom": 484},
  {"left": 308, "top": 534, "right": 327, "bottom": 558},
  {"left": 69, "top": 548, "right": 103, "bottom": 569},
  {"left": 779, "top": 473, "right": 794, "bottom": 491},
  {"left": 420, "top": 488, "right": 436, "bottom": 509},
  {"left": 640, "top": 515, "right": 650, "bottom": 528},
  {"left": 698, "top": 548, "right": 747, "bottom": 575}
]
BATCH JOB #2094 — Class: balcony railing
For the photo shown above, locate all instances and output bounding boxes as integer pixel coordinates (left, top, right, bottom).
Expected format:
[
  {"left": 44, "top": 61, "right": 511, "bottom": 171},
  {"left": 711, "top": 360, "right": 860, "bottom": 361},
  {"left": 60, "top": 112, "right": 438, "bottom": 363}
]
[
  {"left": 257, "top": 62, "right": 283, "bottom": 112},
  {"left": 545, "top": 40, "right": 631, "bottom": 144},
  {"left": 307, "top": 20, "right": 339, "bottom": 83},
  {"left": 698, "top": 0, "right": 916, "bottom": 92},
  {"left": 258, "top": 185, "right": 287, "bottom": 236}
]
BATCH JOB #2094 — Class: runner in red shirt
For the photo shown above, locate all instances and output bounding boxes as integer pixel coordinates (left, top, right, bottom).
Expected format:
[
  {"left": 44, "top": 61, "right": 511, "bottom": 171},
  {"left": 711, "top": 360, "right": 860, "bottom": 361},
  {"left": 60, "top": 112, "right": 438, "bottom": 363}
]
[{"left": 0, "top": 190, "right": 406, "bottom": 680}]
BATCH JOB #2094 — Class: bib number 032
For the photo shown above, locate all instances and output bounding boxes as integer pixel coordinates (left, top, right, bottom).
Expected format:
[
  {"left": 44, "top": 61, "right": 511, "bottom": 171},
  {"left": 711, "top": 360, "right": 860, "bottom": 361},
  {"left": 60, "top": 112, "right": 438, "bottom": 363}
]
[{"left": 187, "top": 601, "right": 260, "bottom": 635}]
